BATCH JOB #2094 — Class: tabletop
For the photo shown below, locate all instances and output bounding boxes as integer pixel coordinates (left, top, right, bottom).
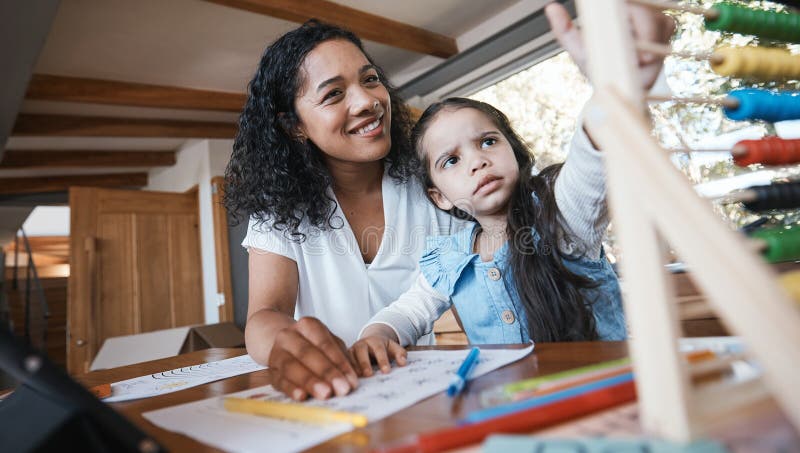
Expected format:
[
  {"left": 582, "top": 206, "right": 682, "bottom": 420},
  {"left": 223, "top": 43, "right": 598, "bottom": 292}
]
[{"left": 76, "top": 342, "right": 630, "bottom": 452}]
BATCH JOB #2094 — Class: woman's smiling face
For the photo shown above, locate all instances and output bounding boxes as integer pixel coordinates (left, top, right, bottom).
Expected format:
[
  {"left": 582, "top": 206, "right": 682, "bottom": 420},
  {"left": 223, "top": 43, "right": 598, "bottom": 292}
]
[{"left": 293, "top": 39, "right": 392, "bottom": 165}]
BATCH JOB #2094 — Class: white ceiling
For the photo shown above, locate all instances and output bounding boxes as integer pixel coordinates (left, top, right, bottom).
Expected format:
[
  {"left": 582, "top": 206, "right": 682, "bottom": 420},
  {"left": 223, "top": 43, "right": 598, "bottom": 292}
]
[
  {"left": 5, "top": 0, "right": 524, "bottom": 157},
  {"left": 3, "top": 0, "right": 539, "bottom": 202},
  {"left": 31, "top": 0, "right": 520, "bottom": 92},
  {"left": 2, "top": 0, "right": 553, "bottom": 239}
]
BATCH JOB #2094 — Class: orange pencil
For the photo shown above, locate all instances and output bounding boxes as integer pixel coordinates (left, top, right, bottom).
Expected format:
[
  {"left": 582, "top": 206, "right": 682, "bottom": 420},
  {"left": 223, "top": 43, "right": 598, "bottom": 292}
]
[{"left": 89, "top": 383, "right": 112, "bottom": 399}]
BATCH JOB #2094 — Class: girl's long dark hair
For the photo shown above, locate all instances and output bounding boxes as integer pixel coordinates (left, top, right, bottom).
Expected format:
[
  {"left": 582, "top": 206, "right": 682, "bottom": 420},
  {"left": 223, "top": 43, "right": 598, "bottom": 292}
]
[
  {"left": 411, "top": 98, "right": 598, "bottom": 342},
  {"left": 224, "top": 20, "right": 415, "bottom": 241}
]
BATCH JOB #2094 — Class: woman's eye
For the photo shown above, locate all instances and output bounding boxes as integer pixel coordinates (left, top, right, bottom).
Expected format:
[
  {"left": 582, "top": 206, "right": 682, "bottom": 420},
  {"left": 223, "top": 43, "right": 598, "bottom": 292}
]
[
  {"left": 442, "top": 156, "right": 459, "bottom": 169},
  {"left": 364, "top": 74, "right": 380, "bottom": 85},
  {"left": 323, "top": 89, "right": 343, "bottom": 102},
  {"left": 481, "top": 137, "right": 497, "bottom": 148}
]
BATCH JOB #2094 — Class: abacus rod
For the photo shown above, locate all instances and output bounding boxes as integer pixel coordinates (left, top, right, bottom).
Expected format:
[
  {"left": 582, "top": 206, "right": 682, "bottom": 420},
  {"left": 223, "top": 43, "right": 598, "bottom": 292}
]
[
  {"left": 647, "top": 94, "right": 740, "bottom": 109},
  {"left": 634, "top": 40, "right": 723, "bottom": 64},
  {"left": 689, "top": 352, "right": 750, "bottom": 378},
  {"left": 715, "top": 189, "right": 758, "bottom": 204},
  {"left": 667, "top": 145, "right": 748, "bottom": 156},
  {"left": 749, "top": 237, "right": 770, "bottom": 255},
  {"left": 627, "top": 0, "right": 719, "bottom": 20}
]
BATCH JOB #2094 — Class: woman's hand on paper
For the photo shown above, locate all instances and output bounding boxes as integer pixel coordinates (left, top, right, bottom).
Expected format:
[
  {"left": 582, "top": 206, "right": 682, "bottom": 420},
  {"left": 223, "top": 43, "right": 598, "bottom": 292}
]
[
  {"left": 350, "top": 324, "right": 407, "bottom": 377},
  {"left": 268, "top": 317, "right": 360, "bottom": 401}
]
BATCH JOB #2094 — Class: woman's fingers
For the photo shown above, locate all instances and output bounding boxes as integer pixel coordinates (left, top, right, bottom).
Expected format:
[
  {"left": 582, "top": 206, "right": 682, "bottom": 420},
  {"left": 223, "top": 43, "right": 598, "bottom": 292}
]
[
  {"left": 272, "top": 375, "right": 308, "bottom": 401},
  {"left": 335, "top": 335, "right": 362, "bottom": 385},
  {"left": 269, "top": 320, "right": 354, "bottom": 398},
  {"left": 295, "top": 318, "right": 359, "bottom": 388},
  {"left": 273, "top": 360, "right": 334, "bottom": 400},
  {"left": 270, "top": 330, "right": 335, "bottom": 399}
]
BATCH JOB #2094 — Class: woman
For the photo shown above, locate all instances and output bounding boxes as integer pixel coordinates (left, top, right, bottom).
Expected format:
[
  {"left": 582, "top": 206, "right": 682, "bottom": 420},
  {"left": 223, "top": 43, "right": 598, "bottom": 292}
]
[
  {"left": 225, "top": 19, "right": 465, "bottom": 402},
  {"left": 224, "top": 4, "right": 673, "bottom": 401}
]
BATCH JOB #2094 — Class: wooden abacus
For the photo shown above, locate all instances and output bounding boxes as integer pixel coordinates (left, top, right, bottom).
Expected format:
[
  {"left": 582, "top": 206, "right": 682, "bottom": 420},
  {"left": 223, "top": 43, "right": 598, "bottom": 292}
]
[{"left": 576, "top": 0, "right": 800, "bottom": 441}]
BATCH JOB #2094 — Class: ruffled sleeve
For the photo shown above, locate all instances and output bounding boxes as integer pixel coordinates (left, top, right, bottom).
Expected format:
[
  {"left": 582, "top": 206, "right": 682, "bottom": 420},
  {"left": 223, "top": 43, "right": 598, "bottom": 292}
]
[{"left": 418, "top": 229, "right": 476, "bottom": 297}]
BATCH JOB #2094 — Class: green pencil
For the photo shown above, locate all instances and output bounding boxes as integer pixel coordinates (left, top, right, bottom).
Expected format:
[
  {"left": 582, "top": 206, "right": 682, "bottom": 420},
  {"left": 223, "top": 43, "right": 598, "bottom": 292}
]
[{"left": 479, "top": 357, "right": 632, "bottom": 407}]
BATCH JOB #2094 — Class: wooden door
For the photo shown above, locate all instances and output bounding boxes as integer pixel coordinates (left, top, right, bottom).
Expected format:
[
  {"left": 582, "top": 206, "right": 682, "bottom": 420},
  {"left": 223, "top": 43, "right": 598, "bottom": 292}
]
[
  {"left": 67, "top": 187, "right": 204, "bottom": 374},
  {"left": 211, "top": 176, "right": 234, "bottom": 323}
]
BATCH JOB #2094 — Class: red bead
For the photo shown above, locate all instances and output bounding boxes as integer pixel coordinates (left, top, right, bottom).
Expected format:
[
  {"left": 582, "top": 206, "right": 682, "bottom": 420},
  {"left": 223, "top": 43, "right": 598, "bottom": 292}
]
[{"left": 733, "top": 137, "right": 800, "bottom": 167}]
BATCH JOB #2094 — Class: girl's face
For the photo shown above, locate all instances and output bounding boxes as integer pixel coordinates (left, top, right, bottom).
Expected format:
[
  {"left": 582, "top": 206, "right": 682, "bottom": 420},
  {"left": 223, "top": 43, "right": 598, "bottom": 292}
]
[
  {"left": 293, "top": 39, "right": 392, "bottom": 166},
  {"left": 421, "top": 107, "right": 520, "bottom": 218}
]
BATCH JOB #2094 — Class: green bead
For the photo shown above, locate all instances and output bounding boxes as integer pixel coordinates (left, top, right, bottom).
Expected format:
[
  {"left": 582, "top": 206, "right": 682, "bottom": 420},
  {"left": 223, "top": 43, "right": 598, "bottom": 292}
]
[
  {"left": 706, "top": 3, "right": 800, "bottom": 44},
  {"left": 751, "top": 226, "right": 800, "bottom": 263}
]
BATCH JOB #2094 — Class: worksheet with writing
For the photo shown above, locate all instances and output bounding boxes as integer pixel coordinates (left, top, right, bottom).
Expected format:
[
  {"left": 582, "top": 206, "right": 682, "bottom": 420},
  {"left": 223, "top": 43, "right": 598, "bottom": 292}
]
[
  {"left": 143, "top": 346, "right": 534, "bottom": 453},
  {"left": 104, "top": 354, "right": 267, "bottom": 402}
]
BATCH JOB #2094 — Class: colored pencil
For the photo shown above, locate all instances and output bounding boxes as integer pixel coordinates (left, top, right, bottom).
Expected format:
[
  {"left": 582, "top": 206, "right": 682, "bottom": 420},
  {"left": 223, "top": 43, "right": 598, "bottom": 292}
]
[
  {"left": 480, "top": 357, "right": 631, "bottom": 406},
  {"left": 224, "top": 397, "right": 368, "bottom": 427},
  {"left": 481, "top": 350, "right": 716, "bottom": 407},
  {"left": 504, "top": 365, "right": 632, "bottom": 403},
  {"left": 465, "top": 372, "right": 634, "bottom": 423},
  {"left": 90, "top": 383, "right": 112, "bottom": 399},
  {"left": 371, "top": 380, "right": 636, "bottom": 453}
]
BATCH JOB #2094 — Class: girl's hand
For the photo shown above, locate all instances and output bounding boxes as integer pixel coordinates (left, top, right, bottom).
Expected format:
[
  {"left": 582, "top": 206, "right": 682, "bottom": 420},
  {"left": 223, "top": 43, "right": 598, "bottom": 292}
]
[
  {"left": 545, "top": 2, "right": 675, "bottom": 91},
  {"left": 349, "top": 325, "right": 408, "bottom": 377},
  {"left": 268, "top": 317, "right": 360, "bottom": 401}
]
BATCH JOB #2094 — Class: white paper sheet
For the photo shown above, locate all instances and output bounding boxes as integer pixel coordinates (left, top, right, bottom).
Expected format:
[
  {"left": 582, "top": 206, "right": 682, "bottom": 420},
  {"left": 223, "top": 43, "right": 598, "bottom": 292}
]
[
  {"left": 143, "top": 346, "right": 534, "bottom": 453},
  {"left": 105, "top": 354, "right": 266, "bottom": 402}
]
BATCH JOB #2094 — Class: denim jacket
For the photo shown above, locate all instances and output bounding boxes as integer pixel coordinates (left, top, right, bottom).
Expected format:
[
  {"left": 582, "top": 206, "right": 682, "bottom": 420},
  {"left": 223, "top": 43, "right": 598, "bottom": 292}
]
[{"left": 419, "top": 222, "right": 626, "bottom": 344}]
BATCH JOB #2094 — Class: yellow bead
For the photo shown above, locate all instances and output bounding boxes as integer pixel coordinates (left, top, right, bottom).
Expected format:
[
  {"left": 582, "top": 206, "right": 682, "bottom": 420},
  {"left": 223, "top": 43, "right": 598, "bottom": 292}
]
[
  {"left": 778, "top": 270, "right": 800, "bottom": 306},
  {"left": 711, "top": 46, "right": 800, "bottom": 81}
]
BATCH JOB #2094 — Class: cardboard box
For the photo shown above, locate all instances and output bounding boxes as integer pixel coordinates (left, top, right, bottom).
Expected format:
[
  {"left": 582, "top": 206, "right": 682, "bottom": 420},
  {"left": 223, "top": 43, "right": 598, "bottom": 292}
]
[{"left": 90, "top": 322, "right": 244, "bottom": 371}]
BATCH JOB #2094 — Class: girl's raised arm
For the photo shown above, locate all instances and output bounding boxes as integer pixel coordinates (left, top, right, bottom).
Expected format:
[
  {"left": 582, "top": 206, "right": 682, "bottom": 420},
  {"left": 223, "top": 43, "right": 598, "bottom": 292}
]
[{"left": 245, "top": 250, "right": 359, "bottom": 400}]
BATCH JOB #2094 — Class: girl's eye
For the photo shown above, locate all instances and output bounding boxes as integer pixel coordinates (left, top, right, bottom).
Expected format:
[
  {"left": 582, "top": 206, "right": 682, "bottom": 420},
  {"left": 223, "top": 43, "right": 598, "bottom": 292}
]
[
  {"left": 481, "top": 137, "right": 497, "bottom": 148},
  {"left": 364, "top": 74, "right": 380, "bottom": 85},
  {"left": 442, "top": 156, "right": 459, "bottom": 169}
]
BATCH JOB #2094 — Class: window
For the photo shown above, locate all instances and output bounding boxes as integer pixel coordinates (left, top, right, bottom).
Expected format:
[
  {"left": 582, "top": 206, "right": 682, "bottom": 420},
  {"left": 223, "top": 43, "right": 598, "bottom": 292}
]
[{"left": 466, "top": 1, "right": 800, "bottom": 263}]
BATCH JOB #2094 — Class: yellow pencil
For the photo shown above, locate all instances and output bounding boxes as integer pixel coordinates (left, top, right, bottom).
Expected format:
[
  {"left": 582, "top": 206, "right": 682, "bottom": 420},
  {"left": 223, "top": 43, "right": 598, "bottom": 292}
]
[{"left": 223, "top": 397, "right": 368, "bottom": 428}]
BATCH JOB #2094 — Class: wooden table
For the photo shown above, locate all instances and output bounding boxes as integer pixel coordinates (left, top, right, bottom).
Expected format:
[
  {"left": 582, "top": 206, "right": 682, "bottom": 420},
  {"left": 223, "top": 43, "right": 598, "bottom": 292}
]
[{"left": 75, "top": 342, "right": 628, "bottom": 452}]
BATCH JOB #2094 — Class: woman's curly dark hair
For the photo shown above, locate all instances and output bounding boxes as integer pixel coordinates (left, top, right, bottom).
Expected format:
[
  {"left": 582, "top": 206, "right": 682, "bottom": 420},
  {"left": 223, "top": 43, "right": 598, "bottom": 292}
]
[{"left": 224, "top": 20, "right": 415, "bottom": 241}]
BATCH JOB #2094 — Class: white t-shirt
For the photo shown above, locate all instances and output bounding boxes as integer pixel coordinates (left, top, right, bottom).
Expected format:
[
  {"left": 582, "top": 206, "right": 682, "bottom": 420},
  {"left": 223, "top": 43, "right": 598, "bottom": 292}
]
[{"left": 242, "top": 170, "right": 469, "bottom": 346}]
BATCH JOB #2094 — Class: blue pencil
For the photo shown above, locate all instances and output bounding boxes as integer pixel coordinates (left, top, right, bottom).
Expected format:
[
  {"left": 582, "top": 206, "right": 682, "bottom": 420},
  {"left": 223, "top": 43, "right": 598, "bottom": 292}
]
[
  {"left": 462, "top": 371, "right": 634, "bottom": 423},
  {"left": 447, "top": 347, "right": 480, "bottom": 397}
]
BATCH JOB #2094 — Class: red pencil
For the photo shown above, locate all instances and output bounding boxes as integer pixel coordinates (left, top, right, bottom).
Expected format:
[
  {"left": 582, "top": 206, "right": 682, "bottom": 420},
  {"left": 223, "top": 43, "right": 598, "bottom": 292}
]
[{"left": 372, "top": 380, "right": 636, "bottom": 453}]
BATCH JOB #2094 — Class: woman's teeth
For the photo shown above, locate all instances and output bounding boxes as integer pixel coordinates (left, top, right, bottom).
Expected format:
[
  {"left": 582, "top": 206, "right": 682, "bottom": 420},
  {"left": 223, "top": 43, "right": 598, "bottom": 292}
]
[{"left": 356, "top": 117, "right": 381, "bottom": 135}]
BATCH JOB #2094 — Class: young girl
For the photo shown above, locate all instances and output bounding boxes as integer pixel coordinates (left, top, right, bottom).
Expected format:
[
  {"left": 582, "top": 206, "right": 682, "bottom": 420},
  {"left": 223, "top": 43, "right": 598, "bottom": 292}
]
[{"left": 349, "top": 97, "right": 626, "bottom": 375}]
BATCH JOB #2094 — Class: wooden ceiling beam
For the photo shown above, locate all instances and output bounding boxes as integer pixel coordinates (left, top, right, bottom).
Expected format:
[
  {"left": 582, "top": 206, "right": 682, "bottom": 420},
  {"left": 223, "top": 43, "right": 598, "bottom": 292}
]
[
  {"left": 0, "top": 150, "right": 176, "bottom": 168},
  {"left": 12, "top": 114, "right": 237, "bottom": 138},
  {"left": 25, "top": 74, "right": 246, "bottom": 112},
  {"left": 204, "top": 0, "right": 458, "bottom": 58},
  {"left": 0, "top": 173, "right": 148, "bottom": 195}
]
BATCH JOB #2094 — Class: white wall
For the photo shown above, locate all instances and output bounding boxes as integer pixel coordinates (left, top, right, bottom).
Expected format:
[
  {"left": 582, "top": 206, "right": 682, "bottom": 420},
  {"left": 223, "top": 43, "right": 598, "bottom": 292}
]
[
  {"left": 21, "top": 206, "right": 70, "bottom": 236},
  {"left": 147, "top": 139, "right": 234, "bottom": 324}
]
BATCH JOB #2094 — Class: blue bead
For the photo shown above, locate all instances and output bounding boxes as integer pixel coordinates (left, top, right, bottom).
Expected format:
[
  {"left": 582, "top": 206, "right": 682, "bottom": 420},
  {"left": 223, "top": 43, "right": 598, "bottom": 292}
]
[{"left": 725, "top": 88, "right": 800, "bottom": 123}]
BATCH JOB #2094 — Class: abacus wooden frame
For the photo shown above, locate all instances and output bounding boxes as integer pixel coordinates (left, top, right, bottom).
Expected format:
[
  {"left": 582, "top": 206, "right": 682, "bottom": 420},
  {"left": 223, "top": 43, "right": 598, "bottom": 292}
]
[{"left": 575, "top": 0, "right": 800, "bottom": 441}]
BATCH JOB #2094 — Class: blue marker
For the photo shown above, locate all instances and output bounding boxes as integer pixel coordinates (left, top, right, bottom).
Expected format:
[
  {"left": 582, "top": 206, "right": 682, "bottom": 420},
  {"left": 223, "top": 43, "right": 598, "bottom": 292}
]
[{"left": 447, "top": 347, "right": 480, "bottom": 397}]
